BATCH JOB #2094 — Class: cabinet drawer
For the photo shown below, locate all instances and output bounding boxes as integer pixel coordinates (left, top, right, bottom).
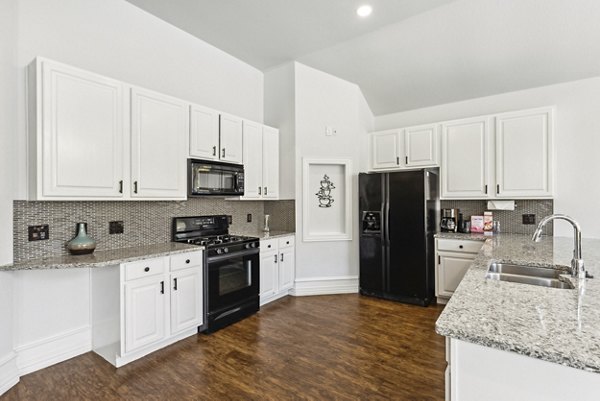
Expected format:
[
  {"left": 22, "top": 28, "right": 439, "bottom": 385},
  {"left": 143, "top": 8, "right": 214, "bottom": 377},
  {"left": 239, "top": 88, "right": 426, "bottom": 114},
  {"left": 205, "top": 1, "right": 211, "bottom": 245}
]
[
  {"left": 124, "top": 257, "right": 167, "bottom": 281},
  {"left": 261, "top": 238, "right": 278, "bottom": 252},
  {"left": 278, "top": 236, "right": 294, "bottom": 249},
  {"left": 170, "top": 251, "right": 203, "bottom": 272},
  {"left": 437, "top": 239, "right": 483, "bottom": 254}
]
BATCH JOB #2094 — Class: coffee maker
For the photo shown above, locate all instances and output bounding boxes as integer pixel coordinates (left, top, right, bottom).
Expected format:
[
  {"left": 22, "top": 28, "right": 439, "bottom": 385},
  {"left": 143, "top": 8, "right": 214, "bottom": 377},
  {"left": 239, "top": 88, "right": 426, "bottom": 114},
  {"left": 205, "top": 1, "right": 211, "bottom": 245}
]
[{"left": 441, "top": 209, "right": 460, "bottom": 232}]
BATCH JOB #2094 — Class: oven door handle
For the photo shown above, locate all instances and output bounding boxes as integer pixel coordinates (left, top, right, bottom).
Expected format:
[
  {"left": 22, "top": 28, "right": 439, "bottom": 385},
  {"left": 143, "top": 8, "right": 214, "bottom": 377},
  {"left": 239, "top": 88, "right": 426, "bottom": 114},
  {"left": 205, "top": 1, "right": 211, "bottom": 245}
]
[{"left": 207, "top": 249, "right": 259, "bottom": 263}]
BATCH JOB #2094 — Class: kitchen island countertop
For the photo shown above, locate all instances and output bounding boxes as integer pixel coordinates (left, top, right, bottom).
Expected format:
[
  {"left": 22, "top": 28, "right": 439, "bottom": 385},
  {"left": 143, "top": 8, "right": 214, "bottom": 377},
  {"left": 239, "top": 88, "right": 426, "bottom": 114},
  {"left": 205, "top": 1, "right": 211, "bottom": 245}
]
[{"left": 436, "top": 233, "right": 600, "bottom": 373}]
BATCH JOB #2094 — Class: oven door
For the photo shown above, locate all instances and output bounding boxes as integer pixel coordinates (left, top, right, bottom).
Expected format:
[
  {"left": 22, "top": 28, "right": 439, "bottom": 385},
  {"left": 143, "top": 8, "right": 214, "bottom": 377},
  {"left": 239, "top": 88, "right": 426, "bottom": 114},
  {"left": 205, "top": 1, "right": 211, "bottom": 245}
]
[
  {"left": 207, "top": 249, "right": 259, "bottom": 312},
  {"left": 189, "top": 160, "right": 244, "bottom": 196}
]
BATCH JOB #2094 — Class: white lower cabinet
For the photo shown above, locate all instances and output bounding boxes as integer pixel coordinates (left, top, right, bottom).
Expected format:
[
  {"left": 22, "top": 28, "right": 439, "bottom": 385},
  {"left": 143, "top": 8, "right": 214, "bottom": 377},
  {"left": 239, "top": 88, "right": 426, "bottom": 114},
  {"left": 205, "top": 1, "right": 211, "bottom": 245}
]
[
  {"left": 170, "top": 267, "right": 203, "bottom": 335},
  {"left": 435, "top": 239, "right": 483, "bottom": 302},
  {"left": 92, "top": 250, "right": 203, "bottom": 367},
  {"left": 124, "top": 275, "right": 167, "bottom": 354},
  {"left": 260, "top": 236, "right": 295, "bottom": 306},
  {"left": 260, "top": 248, "right": 278, "bottom": 301},
  {"left": 447, "top": 338, "right": 600, "bottom": 401}
]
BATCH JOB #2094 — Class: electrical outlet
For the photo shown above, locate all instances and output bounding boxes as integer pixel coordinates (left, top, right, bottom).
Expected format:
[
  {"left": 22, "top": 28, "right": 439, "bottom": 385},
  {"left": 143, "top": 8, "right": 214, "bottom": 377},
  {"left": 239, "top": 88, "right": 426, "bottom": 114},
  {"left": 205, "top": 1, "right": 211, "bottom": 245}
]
[
  {"left": 109, "top": 221, "right": 124, "bottom": 234},
  {"left": 522, "top": 214, "right": 536, "bottom": 225},
  {"left": 247, "top": 214, "right": 252, "bottom": 223},
  {"left": 227, "top": 215, "right": 233, "bottom": 225},
  {"left": 28, "top": 225, "right": 49, "bottom": 241}
]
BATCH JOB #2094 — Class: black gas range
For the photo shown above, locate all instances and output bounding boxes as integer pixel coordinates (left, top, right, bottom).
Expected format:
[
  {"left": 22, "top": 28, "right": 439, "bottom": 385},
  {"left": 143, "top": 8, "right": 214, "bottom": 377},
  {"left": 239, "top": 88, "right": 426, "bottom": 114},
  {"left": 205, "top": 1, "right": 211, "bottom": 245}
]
[{"left": 172, "top": 215, "right": 260, "bottom": 333}]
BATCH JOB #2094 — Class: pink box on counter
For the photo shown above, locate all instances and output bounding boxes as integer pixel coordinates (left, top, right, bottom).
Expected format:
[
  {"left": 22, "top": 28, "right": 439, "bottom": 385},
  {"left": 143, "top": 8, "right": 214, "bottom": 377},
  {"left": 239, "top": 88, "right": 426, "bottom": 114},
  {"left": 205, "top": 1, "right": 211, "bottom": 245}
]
[{"left": 471, "top": 216, "right": 484, "bottom": 233}]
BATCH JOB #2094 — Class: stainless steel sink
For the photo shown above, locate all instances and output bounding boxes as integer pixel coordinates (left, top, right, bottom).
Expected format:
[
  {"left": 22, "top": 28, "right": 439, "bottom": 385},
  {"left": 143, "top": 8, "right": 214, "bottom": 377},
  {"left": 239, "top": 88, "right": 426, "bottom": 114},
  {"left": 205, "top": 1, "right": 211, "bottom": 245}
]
[{"left": 485, "top": 262, "right": 574, "bottom": 289}]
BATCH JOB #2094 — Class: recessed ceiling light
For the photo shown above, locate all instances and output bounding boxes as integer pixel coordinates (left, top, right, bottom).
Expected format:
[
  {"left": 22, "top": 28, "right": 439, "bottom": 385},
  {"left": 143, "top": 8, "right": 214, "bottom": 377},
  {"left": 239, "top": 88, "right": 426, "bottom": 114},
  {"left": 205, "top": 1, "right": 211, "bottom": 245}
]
[{"left": 356, "top": 5, "right": 373, "bottom": 17}]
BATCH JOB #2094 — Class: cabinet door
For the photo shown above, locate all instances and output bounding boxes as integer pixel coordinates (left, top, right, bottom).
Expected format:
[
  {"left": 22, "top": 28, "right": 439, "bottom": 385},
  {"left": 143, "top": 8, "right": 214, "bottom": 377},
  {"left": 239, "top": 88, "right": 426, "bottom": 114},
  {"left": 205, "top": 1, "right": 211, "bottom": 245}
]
[
  {"left": 190, "top": 104, "right": 219, "bottom": 160},
  {"left": 242, "top": 120, "right": 263, "bottom": 199},
  {"left": 219, "top": 113, "right": 243, "bottom": 164},
  {"left": 441, "top": 117, "right": 491, "bottom": 199},
  {"left": 40, "top": 60, "right": 124, "bottom": 198},
  {"left": 260, "top": 251, "right": 278, "bottom": 302},
  {"left": 170, "top": 268, "right": 203, "bottom": 335},
  {"left": 495, "top": 108, "right": 553, "bottom": 198},
  {"left": 371, "top": 131, "right": 401, "bottom": 169},
  {"left": 124, "top": 276, "right": 167, "bottom": 354},
  {"left": 262, "top": 126, "right": 280, "bottom": 199},
  {"left": 278, "top": 247, "right": 295, "bottom": 292},
  {"left": 437, "top": 252, "right": 475, "bottom": 298},
  {"left": 405, "top": 124, "right": 438, "bottom": 167},
  {"left": 131, "top": 87, "right": 188, "bottom": 199}
]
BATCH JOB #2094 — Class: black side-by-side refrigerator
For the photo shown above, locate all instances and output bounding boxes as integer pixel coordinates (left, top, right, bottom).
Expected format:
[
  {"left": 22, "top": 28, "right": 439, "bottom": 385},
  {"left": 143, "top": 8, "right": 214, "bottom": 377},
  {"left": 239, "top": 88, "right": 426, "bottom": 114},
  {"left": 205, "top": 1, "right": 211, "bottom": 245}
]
[{"left": 359, "top": 169, "right": 440, "bottom": 306}]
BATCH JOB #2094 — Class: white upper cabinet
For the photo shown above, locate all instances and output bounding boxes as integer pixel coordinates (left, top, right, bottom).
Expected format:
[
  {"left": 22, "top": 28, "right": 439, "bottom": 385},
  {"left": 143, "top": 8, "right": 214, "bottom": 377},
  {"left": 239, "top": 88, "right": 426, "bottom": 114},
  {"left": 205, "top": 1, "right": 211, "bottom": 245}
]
[
  {"left": 219, "top": 113, "right": 243, "bottom": 164},
  {"left": 241, "top": 122, "right": 279, "bottom": 200},
  {"left": 371, "top": 130, "right": 402, "bottom": 169},
  {"left": 190, "top": 104, "right": 219, "bottom": 160},
  {"left": 130, "top": 87, "right": 188, "bottom": 199},
  {"left": 31, "top": 58, "right": 125, "bottom": 199},
  {"left": 441, "top": 117, "right": 491, "bottom": 199},
  {"left": 242, "top": 120, "right": 263, "bottom": 199},
  {"left": 495, "top": 108, "right": 553, "bottom": 198},
  {"left": 262, "top": 126, "right": 280, "bottom": 199},
  {"left": 404, "top": 124, "right": 438, "bottom": 167}
]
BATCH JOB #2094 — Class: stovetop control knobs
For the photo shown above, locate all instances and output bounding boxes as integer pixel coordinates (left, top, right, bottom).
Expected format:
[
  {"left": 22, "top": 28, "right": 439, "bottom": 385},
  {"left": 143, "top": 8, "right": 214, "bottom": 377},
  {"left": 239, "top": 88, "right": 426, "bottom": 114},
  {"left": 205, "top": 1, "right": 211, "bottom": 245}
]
[
  {"left": 223, "top": 248, "right": 229, "bottom": 254},
  {"left": 216, "top": 248, "right": 223, "bottom": 255}
]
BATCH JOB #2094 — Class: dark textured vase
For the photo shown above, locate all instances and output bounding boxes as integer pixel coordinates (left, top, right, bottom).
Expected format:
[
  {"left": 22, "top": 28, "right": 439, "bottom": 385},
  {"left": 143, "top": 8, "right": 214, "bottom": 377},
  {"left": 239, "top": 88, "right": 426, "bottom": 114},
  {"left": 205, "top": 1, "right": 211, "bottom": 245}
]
[{"left": 67, "top": 223, "right": 96, "bottom": 255}]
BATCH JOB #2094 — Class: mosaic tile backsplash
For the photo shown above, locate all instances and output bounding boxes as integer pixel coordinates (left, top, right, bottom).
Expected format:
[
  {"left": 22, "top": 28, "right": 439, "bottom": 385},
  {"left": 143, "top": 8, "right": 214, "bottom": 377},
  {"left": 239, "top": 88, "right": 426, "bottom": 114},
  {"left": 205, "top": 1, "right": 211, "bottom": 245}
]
[
  {"left": 264, "top": 200, "right": 295, "bottom": 232},
  {"left": 14, "top": 199, "right": 296, "bottom": 262},
  {"left": 440, "top": 199, "right": 554, "bottom": 235}
]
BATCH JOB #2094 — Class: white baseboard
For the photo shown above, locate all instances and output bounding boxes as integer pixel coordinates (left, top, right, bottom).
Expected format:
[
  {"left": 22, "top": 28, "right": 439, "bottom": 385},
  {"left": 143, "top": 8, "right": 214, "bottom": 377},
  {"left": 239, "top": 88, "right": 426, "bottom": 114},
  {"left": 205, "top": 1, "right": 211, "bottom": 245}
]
[
  {"left": 0, "top": 352, "right": 19, "bottom": 396},
  {"left": 290, "top": 276, "right": 359, "bottom": 296},
  {"left": 16, "top": 325, "right": 92, "bottom": 375}
]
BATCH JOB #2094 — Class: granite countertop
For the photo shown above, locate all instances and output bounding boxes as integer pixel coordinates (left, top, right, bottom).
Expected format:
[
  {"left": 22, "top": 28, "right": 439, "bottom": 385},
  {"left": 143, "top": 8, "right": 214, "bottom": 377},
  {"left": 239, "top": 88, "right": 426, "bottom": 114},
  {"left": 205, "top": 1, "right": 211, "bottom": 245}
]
[
  {"left": 234, "top": 230, "right": 295, "bottom": 240},
  {"left": 435, "top": 234, "right": 600, "bottom": 373},
  {"left": 0, "top": 243, "right": 202, "bottom": 271}
]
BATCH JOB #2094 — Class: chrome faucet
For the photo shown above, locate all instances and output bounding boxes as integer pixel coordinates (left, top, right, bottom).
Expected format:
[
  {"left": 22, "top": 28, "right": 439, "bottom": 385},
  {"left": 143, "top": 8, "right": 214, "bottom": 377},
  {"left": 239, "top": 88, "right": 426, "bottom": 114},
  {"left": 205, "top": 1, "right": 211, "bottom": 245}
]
[{"left": 532, "top": 214, "right": 585, "bottom": 278}]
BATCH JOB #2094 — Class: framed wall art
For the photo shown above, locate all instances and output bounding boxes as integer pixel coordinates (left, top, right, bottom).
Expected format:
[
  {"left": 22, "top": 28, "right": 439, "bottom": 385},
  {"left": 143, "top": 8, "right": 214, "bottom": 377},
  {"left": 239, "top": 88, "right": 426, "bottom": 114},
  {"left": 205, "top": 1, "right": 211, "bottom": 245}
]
[{"left": 302, "top": 158, "right": 352, "bottom": 241}]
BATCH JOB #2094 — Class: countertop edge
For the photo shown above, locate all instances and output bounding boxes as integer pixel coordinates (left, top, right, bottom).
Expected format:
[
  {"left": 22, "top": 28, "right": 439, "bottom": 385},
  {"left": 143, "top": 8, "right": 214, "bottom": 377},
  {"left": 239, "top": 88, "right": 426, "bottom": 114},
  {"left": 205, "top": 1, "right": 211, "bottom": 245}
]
[{"left": 0, "top": 243, "right": 202, "bottom": 271}]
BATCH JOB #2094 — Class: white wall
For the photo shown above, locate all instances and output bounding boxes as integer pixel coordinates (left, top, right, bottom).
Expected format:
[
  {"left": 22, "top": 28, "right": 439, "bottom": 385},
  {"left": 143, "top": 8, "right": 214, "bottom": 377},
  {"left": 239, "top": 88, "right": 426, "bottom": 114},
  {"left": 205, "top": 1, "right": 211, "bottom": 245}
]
[
  {"left": 375, "top": 77, "right": 600, "bottom": 239},
  {"left": 294, "top": 63, "right": 374, "bottom": 285},
  {"left": 0, "top": 0, "right": 19, "bottom": 395},
  {"left": 264, "top": 63, "right": 296, "bottom": 200},
  {"left": 15, "top": 0, "right": 264, "bottom": 199}
]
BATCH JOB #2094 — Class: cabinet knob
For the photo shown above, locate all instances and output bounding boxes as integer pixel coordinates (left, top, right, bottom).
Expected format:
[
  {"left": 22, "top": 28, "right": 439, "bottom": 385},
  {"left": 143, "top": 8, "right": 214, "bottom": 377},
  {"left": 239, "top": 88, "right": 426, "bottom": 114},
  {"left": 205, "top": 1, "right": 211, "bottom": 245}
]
[
  {"left": 185, "top": 259, "right": 190, "bottom": 264},
  {"left": 286, "top": 241, "right": 289, "bottom": 244},
  {"left": 268, "top": 244, "right": 271, "bottom": 248},
  {"left": 144, "top": 267, "right": 150, "bottom": 272},
  {"left": 459, "top": 245, "right": 464, "bottom": 249}
]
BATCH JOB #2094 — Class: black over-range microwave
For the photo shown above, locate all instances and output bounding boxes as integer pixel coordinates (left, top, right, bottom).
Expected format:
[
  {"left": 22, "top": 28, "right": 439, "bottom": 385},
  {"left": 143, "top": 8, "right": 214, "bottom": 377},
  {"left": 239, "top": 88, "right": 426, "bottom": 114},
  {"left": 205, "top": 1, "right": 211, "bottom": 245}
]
[{"left": 188, "top": 159, "right": 245, "bottom": 196}]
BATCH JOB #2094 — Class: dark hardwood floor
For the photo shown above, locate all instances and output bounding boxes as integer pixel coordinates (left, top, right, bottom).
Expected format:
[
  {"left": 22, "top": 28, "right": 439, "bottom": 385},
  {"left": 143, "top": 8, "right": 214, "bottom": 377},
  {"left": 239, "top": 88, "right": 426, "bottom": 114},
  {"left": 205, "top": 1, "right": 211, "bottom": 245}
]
[{"left": 3, "top": 294, "right": 446, "bottom": 401}]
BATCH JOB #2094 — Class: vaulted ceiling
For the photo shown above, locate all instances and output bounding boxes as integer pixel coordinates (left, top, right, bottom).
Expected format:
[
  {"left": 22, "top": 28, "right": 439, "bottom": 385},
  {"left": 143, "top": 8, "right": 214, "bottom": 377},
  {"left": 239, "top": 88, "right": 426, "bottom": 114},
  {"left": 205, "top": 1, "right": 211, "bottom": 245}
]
[{"left": 127, "top": 0, "right": 600, "bottom": 115}]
